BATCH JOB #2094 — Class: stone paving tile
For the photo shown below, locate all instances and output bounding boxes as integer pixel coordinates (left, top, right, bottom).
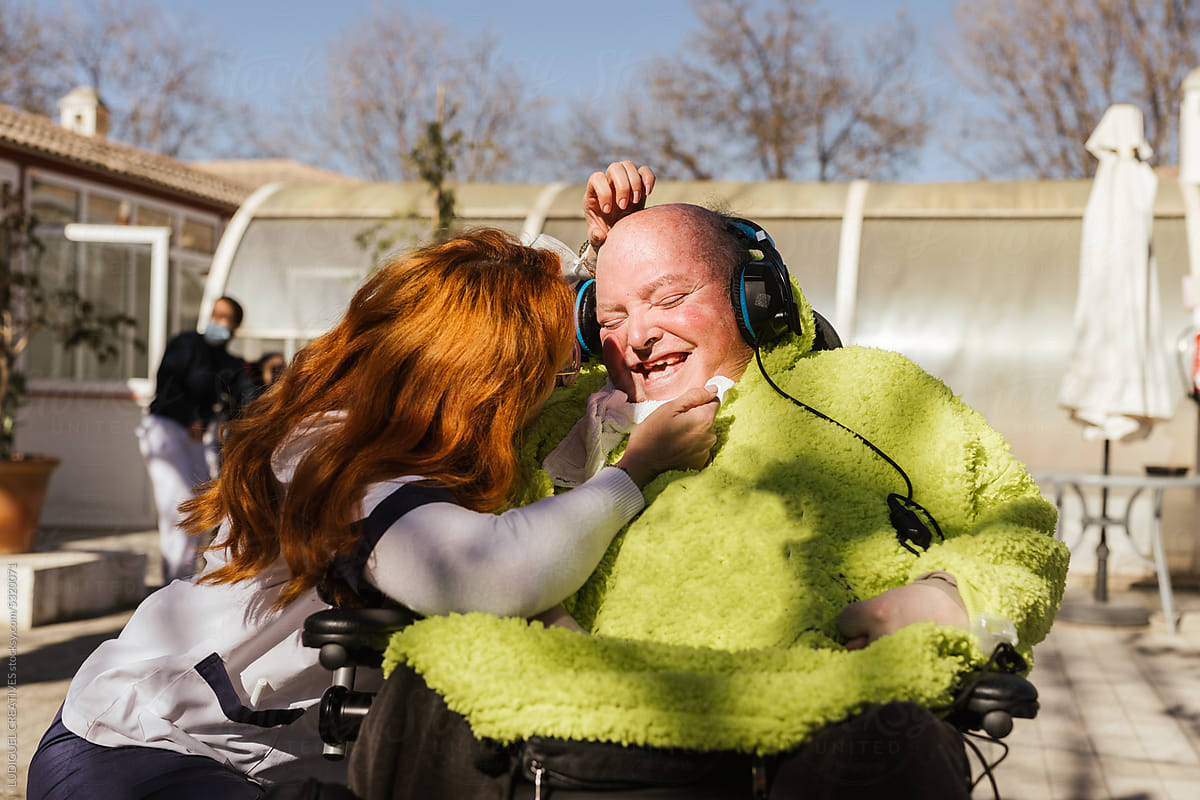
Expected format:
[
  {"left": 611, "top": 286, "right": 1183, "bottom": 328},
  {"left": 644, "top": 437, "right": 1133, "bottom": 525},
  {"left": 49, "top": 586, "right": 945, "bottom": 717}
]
[
  {"left": 1079, "top": 709, "right": 1136, "bottom": 734},
  {"left": 1121, "top": 687, "right": 1175, "bottom": 721},
  {"left": 987, "top": 591, "right": 1200, "bottom": 800},
  {"left": 1151, "top": 760, "right": 1200, "bottom": 783},
  {"left": 992, "top": 738, "right": 1069, "bottom": 799},
  {"left": 1165, "top": 779, "right": 1200, "bottom": 800},
  {"left": 1092, "top": 734, "right": 1152, "bottom": 762},
  {"left": 1042, "top": 749, "right": 1112, "bottom": 800},
  {"left": 1104, "top": 773, "right": 1168, "bottom": 799},
  {"left": 1072, "top": 680, "right": 1126, "bottom": 705},
  {"left": 1128, "top": 719, "right": 1197, "bottom": 765},
  {"left": 1101, "top": 753, "right": 1185, "bottom": 781}
]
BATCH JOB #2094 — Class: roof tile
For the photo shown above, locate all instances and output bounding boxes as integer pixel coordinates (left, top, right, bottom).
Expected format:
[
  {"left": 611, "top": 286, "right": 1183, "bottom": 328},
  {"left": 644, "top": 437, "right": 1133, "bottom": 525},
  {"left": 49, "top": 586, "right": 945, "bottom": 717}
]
[{"left": 0, "top": 103, "right": 249, "bottom": 209}]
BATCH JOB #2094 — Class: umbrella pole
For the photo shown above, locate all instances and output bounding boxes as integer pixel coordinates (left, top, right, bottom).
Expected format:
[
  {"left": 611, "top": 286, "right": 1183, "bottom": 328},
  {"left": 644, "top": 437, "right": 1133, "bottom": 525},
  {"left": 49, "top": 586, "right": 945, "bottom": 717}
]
[
  {"left": 1095, "top": 439, "right": 1111, "bottom": 603},
  {"left": 1057, "top": 438, "right": 1150, "bottom": 628}
]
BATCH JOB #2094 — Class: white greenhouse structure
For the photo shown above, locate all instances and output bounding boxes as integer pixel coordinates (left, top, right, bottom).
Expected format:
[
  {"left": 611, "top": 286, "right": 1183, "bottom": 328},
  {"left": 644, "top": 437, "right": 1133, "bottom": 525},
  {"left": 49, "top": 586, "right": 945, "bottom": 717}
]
[{"left": 23, "top": 177, "right": 1200, "bottom": 583}]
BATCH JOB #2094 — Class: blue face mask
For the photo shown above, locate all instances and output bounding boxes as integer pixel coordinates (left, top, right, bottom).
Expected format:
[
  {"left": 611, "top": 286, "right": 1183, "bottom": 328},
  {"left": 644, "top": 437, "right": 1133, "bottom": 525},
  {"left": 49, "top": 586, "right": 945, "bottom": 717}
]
[{"left": 203, "top": 321, "right": 232, "bottom": 347}]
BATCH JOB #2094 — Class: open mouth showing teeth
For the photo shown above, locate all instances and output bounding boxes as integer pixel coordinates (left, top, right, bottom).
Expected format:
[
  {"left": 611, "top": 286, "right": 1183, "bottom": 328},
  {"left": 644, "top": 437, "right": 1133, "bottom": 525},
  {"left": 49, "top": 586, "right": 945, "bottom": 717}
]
[{"left": 634, "top": 353, "right": 688, "bottom": 378}]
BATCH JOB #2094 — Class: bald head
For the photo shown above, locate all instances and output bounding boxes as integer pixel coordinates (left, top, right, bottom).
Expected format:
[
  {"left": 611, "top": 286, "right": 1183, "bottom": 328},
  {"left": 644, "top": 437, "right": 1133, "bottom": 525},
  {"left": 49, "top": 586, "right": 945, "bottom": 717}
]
[
  {"left": 601, "top": 204, "right": 741, "bottom": 282},
  {"left": 593, "top": 204, "right": 753, "bottom": 401}
]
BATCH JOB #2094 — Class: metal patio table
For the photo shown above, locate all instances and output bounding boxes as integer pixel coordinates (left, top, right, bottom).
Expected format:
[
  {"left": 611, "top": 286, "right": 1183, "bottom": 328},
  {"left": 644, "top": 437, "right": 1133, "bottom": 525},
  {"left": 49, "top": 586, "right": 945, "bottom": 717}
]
[{"left": 1032, "top": 471, "right": 1200, "bottom": 636}]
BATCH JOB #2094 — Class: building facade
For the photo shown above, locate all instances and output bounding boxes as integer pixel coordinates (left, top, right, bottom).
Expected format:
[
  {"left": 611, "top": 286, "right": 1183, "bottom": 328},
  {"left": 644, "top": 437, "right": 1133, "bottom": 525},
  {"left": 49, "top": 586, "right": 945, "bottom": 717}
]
[{"left": 0, "top": 92, "right": 249, "bottom": 529}]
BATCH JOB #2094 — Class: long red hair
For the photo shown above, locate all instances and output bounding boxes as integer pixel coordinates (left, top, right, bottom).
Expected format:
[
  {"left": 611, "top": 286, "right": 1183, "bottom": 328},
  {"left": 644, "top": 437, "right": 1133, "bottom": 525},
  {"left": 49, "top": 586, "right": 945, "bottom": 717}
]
[{"left": 183, "top": 228, "right": 574, "bottom": 607}]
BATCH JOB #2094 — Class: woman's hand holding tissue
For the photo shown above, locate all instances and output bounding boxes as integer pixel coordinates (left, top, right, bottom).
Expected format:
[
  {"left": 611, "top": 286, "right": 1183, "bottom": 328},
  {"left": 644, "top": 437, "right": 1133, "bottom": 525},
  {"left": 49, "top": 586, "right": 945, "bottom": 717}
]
[{"left": 616, "top": 386, "right": 719, "bottom": 488}]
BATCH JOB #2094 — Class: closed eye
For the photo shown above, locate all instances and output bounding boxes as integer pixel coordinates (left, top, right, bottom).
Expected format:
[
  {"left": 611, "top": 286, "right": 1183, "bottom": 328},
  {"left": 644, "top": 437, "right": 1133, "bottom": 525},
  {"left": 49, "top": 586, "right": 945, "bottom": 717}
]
[
  {"left": 599, "top": 315, "right": 626, "bottom": 330},
  {"left": 654, "top": 293, "right": 688, "bottom": 309}
]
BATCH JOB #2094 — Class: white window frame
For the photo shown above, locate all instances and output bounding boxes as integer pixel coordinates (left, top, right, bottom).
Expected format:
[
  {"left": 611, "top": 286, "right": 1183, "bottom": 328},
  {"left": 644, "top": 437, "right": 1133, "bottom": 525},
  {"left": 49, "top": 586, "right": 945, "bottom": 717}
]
[
  {"left": 0, "top": 160, "right": 18, "bottom": 197},
  {"left": 21, "top": 169, "right": 226, "bottom": 396},
  {"left": 134, "top": 195, "right": 224, "bottom": 334},
  {"left": 62, "top": 224, "right": 171, "bottom": 400}
]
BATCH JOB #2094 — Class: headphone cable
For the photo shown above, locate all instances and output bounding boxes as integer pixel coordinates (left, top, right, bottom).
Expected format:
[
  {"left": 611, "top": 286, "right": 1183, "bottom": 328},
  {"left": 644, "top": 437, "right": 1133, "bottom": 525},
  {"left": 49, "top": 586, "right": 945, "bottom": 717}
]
[
  {"left": 753, "top": 345, "right": 944, "bottom": 551},
  {"left": 962, "top": 730, "right": 1007, "bottom": 799}
]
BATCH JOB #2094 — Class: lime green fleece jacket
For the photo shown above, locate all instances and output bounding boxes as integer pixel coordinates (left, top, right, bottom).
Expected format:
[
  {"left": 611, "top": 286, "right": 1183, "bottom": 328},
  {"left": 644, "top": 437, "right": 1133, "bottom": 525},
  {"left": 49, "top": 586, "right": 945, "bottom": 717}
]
[{"left": 381, "top": 295, "right": 1068, "bottom": 755}]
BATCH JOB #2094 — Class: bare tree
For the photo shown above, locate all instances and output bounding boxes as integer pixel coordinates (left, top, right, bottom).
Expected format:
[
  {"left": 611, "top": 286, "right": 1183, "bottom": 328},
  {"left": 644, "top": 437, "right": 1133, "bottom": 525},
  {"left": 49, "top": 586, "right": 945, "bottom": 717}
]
[
  {"left": 1, "top": 0, "right": 256, "bottom": 159},
  {"left": 951, "top": 0, "right": 1200, "bottom": 178},
  {"left": 810, "top": 16, "right": 931, "bottom": 182},
  {"left": 300, "top": 8, "right": 546, "bottom": 182},
  {"left": 544, "top": 0, "right": 929, "bottom": 182},
  {"left": 0, "top": 2, "right": 68, "bottom": 114},
  {"left": 54, "top": 0, "right": 256, "bottom": 158},
  {"left": 549, "top": 93, "right": 722, "bottom": 182}
]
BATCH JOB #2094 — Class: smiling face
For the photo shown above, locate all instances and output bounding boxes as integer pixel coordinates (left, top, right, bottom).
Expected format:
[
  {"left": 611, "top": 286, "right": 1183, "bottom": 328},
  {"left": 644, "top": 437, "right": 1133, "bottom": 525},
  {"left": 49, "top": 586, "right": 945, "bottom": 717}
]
[{"left": 595, "top": 205, "right": 752, "bottom": 402}]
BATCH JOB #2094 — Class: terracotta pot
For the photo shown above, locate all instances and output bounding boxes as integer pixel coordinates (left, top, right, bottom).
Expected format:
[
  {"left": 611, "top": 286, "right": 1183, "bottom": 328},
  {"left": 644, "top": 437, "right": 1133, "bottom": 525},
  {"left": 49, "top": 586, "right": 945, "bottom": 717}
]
[{"left": 0, "top": 455, "right": 60, "bottom": 554}]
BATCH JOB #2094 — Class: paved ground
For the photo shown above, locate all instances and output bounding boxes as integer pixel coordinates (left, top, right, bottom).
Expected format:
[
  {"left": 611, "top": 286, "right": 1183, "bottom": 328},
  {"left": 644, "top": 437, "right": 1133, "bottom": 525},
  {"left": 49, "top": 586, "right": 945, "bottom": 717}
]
[
  {"left": 9, "top": 529, "right": 1200, "bottom": 799},
  {"left": 979, "top": 587, "right": 1200, "bottom": 800}
]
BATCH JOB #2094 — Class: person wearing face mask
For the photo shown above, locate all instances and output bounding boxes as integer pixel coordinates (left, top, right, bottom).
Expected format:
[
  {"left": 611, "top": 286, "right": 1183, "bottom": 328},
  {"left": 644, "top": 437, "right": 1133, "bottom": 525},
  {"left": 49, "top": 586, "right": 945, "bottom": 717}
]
[{"left": 138, "top": 296, "right": 258, "bottom": 583}]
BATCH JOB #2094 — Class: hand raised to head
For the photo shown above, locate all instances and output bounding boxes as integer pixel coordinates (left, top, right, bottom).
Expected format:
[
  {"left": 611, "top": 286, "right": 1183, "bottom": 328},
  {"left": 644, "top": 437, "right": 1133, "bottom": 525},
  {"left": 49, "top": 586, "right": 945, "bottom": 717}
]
[{"left": 584, "top": 161, "right": 656, "bottom": 249}]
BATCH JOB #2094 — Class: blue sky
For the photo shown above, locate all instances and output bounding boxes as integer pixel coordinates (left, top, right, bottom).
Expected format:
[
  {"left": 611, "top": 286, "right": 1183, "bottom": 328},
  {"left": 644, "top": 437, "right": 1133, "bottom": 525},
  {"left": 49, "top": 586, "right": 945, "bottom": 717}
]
[
  {"left": 164, "top": 0, "right": 967, "bottom": 180},
  {"left": 175, "top": 0, "right": 958, "bottom": 64}
]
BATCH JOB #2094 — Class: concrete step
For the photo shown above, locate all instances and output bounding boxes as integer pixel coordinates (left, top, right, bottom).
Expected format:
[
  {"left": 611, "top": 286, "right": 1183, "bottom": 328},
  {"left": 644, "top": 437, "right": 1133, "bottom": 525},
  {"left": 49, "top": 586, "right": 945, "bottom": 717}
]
[
  {"left": 48, "top": 528, "right": 163, "bottom": 589},
  {"left": 8, "top": 548, "right": 146, "bottom": 629}
]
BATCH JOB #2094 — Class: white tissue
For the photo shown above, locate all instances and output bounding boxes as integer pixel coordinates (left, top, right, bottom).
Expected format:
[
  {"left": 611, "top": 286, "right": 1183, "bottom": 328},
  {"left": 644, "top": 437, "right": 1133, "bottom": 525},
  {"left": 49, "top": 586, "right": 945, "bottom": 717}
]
[
  {"left": 706, "top": 376, "right": 734, "bottom": 402},
  {"left": 543, "top": 376, "right": 732, "bottom": 487}
]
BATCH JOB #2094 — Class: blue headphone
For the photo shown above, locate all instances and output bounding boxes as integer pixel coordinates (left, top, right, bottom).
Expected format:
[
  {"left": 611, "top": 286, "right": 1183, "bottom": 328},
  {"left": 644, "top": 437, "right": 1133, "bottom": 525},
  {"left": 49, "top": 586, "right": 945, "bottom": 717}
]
[
  {"left": 573, "top": 216, "right": 803, "bottom": 358},
  {"left": 573, "top": 276, "right": 602, "bottom": 357},
  {"left": 723, "top": 217, "right": 804, "bottom": 345}
]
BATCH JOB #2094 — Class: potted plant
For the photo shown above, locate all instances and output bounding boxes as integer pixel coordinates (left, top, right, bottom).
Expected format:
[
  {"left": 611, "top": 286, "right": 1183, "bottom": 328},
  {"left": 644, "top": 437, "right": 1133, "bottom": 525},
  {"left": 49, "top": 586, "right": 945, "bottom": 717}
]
[{"left": 0, "top": 183, "right": 135, "bottom": 553}]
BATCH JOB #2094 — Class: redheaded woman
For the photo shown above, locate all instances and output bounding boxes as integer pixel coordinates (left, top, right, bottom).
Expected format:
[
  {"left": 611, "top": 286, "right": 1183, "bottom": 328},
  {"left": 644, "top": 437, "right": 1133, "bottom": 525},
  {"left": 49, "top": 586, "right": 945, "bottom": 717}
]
[{"left": 28, "top": 229, "right": 718, "bottom": 799}]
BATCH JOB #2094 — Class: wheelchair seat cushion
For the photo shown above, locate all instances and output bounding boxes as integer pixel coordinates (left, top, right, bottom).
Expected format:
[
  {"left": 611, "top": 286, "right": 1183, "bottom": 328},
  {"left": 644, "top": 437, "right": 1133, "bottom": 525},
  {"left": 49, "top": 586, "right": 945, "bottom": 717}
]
[{"left": 380, "top": 295, "right": 1068, "bottom": 755}]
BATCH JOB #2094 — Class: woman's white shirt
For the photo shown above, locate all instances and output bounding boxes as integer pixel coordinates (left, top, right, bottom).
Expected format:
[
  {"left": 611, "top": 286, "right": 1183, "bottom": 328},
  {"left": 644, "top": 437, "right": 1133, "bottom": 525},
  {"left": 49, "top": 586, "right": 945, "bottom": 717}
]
[
  {"left": 363, "top": 468, "right": 643, "bottom": 617},
  {"left": 60, "top": 414, "right": 643, "bottom": 783}
]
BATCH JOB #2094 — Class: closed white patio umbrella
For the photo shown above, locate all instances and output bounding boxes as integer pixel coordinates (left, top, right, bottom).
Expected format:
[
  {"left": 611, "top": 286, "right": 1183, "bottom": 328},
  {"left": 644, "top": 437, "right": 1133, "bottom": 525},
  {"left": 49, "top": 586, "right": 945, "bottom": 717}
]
[
  {"left": 1059, "top": 104, "right": 1175, "bottom": 439},
  {"left": 1058, "top": 104, "right": 1178, "bottom": 611}
]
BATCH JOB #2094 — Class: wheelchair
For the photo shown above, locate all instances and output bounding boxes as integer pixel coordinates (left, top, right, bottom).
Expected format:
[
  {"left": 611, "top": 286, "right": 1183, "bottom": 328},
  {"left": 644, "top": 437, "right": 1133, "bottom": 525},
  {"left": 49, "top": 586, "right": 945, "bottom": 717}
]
[
  {"left": 299, "top": 606, "right": 1039, "bottom": 799},
  {"left": 288, "top": 312, "right": 1040, "bottom": 798}
]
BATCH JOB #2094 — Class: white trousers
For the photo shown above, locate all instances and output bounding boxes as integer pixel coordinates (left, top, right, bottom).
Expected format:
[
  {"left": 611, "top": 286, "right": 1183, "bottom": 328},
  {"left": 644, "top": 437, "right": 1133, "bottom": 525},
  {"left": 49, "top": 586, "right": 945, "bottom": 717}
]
[{"left": 136, "top": 414, "right": 211, "bottom": 584}]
